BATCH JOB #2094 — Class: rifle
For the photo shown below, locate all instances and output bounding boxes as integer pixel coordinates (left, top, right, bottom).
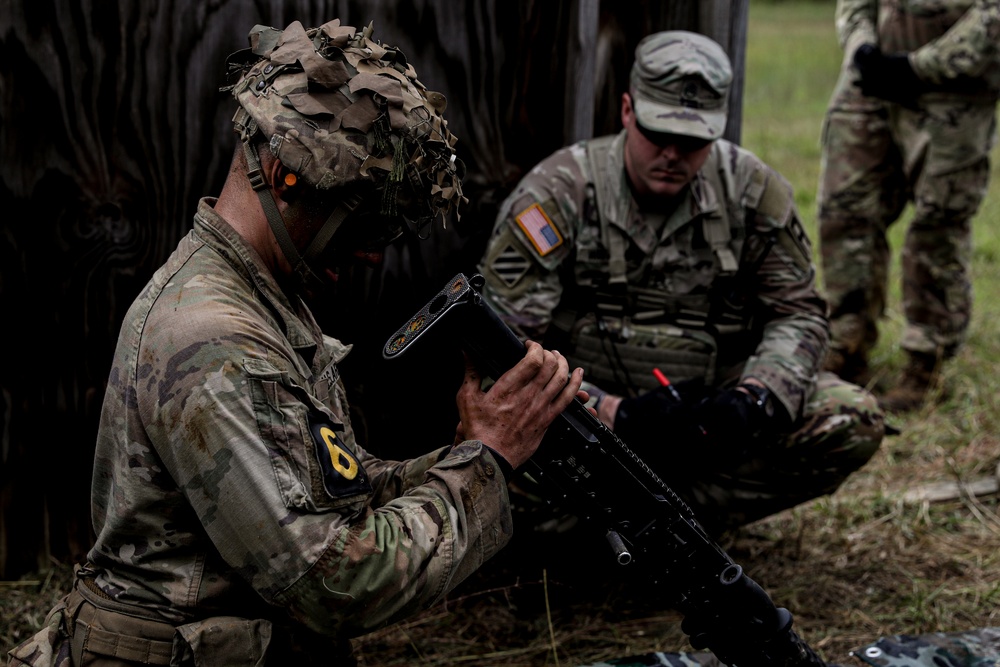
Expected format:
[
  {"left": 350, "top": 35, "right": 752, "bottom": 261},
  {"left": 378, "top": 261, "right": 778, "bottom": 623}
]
[{"left": 383, "top": 273, "right": 830, "bottom": 667}]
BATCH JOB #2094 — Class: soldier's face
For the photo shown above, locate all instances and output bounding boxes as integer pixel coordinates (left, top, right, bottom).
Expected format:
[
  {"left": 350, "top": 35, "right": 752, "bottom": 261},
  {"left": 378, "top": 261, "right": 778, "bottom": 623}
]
[{"left": 621, "top": 93, "right": 713, "bottom": 200}]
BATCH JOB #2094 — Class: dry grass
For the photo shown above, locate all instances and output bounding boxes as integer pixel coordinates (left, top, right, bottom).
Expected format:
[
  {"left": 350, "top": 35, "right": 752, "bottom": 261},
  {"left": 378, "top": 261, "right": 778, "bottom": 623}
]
[
  {"left": 1, "top": 564, "right": 75, "bottom": 654},
  {"left": 342, "top": 431, "right": 1000, "bottom": 666},
  {"left": 4, "top": 2, "right": 1000, "bottom": 665}
]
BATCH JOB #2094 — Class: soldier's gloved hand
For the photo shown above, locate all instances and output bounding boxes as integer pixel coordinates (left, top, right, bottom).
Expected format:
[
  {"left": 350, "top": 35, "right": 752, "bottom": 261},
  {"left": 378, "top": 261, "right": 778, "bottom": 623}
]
[
  {"left": 693, "top": 384, "right": 789, "bottom": 463},
  {"left": 852, "top": 44, "right": 924, "bottom": 107},
  {"left": 612, "top": 381, "right": 708, "bottom": 472},
  {"left": 614, "top": 386, "right": 690, "bottom": 445}
]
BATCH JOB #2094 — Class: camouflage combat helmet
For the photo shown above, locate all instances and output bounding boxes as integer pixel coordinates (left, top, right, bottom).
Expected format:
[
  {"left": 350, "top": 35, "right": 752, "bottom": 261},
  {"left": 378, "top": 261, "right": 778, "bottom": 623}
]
[{"left": 223, "top": 19, "right": 466, "bottom": 288}]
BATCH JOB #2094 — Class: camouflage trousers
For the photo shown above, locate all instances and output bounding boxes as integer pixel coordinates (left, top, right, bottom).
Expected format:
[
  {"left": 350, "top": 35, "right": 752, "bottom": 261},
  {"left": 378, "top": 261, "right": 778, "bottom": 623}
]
[
  {"left": 514, "top": 373, "right": 883, "bottom": 536},
  {"left": 816, "top": 64, "right": 997, "bottom": 358},
  {"left": 673, "top": 372, "right": 884, "bottom": 533}
]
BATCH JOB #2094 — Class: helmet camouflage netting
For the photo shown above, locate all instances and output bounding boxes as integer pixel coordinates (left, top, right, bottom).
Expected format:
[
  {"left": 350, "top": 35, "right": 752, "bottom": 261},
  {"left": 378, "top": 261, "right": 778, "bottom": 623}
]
[{"left": 226, "top": 19, "right": 465, "bottom": 222}]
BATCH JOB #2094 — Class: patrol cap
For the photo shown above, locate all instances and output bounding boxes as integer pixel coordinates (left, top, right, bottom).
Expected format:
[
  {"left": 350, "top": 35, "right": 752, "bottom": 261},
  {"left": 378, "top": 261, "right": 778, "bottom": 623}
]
[
  {"left": 629, "top": 30, "right": 732, "bottom": 140},
  {"left": 226, "top": 19, "right": 464, "bottom": 222}
]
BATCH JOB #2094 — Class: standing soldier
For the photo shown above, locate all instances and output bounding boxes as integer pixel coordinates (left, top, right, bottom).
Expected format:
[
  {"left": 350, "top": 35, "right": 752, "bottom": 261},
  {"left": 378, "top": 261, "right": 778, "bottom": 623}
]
[
  {"left": 818, "top": 0, "right": 999, "bottom": 411},
  {"left": 478, "top": 31, "right": 885, "bottom": 535}
]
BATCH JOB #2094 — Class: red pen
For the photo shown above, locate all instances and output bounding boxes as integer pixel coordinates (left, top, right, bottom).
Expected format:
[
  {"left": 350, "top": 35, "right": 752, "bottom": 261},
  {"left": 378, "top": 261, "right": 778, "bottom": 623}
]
[
  {"left": 653, "top": 367, "right": 683, "bottom": 403},
  {"left": 654, "top": 368, "right": 708, "bottom": 436}
]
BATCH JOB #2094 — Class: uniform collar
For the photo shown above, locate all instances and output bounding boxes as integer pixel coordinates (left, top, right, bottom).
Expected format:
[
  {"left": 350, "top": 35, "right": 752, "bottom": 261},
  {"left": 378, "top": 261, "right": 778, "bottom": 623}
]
[
  {"left": 608, "top": 132, "right": 722, "bottom": 244},
  {"left": 659, "top": 156, "right": 721, "bottom": 242},
  {"left": 192, "top": 197, "right": 320, "bottom": 353}
]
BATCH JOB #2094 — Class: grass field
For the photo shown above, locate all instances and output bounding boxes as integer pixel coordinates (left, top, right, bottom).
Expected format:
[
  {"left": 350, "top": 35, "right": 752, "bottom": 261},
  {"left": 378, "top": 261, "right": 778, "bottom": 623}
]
[
  {"left": 743, "top": 1, "right": 1000, "bottom": 386},
  {"left": 733, "top": 3, "right": 1000, "bottom": 657},
  {"left": 3, "top": 2, "right": 999, "bottom": 665}
]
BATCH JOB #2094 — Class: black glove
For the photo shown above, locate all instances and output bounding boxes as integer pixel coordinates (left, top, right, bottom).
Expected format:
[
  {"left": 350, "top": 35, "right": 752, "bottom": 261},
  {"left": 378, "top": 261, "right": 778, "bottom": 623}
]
[
  {"left": 615, "top": 386, "right": 690, "bottom": 441},
  {"left": 853, "top": 44, "right": 924, "bottom": 107},
  {"left": 692, "top": 384, "right": 790, "bottom": 464},
  {"left": 613, "top": 381, "right": 710, "bottom": 471}
]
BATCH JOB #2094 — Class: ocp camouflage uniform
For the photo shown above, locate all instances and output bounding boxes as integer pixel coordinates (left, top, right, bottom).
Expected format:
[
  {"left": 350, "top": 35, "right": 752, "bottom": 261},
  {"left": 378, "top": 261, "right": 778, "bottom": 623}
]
[
  {"left": 577, "top": 652, "right": 725, "bottom": 667},
  {"left": 572, "top": 626, "right": 1000, "bottom": 666},
  {"left": 851, "top": 626, "right": 1000, "bottom": 666},
  {"left": 7, "top": 201, "right": 511, "bottom": 667},
  {"left": 818, "top": 0, "right": 1000, "bottom": 363},
  {"left": 8, "top": 18, "right": 493, "bottom": 666},
  {"left": 479, "top": 131, "right": 884, "bottom": 532}
]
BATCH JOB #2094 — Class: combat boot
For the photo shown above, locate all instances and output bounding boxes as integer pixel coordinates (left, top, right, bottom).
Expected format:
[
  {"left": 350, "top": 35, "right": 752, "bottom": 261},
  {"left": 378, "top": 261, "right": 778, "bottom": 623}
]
[{"left": 879, "top": 351, "right": 939, "bottom": 413}]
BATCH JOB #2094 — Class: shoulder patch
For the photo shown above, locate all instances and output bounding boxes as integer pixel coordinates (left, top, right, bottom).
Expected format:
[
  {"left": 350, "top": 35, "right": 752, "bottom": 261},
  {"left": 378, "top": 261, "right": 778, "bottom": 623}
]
[
  {"left": 776, "top": 217, "right": 814, "bottom": 272},
  {"left": 488, "top": 243, "right": 532, "bottom": 288},
  {"left": 308, "top": 415, "right": 371, "bottom": 499},
  {"left": 515, "top": 203, "right": 564, "bottom": 256},
  {"left": 755, "top": 171, "right": 795, "bottom": 228}
]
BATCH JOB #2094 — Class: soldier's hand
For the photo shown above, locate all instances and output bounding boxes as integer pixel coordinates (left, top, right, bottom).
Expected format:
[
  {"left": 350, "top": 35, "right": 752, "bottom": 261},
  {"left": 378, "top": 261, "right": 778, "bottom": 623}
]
[
  {"left": 578, "top": 381, "right": 619, "bottom": 425},
  {"left": 456, "top": 341, "right": 583, "bottom": 470},
  {"left": 693, "top": 384, "right": 791, "bottom": 463},
  {"left": 613, "top": 386, "right": 695, "bottom": 443},
  {"left": 610, "top": 382, "right": 711, "bottom": 477},
  {"left": 852, "top": 44, "right": 924, "bottom": 107}
]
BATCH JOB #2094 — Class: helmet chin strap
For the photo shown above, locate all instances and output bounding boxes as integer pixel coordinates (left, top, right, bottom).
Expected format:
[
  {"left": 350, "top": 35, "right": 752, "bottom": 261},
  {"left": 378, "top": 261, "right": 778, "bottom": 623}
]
[{"left": 237, "top": 122, "right": 362, "bottom": 290}]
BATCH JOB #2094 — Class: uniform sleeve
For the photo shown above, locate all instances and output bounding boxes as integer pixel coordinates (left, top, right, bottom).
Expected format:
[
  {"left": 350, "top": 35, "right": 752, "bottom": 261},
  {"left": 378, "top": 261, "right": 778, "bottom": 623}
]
[
  {"left": 836, "top": 0, "right": 879, "bottom": 57},
  {"left": 737, "top": 167, "right": 831, "bottom": 420},
  {"left": 477, "top": 146, "right": 587, "bottom": 341},
  {"left": 276, "top": 440, "right": 513, "bottom": 639},
  {"left": 356, "top": 445, "right": 449, "bottom": 505},
  {"left": 909, "top": 0, "right": 1000, "bottom": 82},
  {"left": 140, "top": 307, "right": 512, "bottom": 640}
]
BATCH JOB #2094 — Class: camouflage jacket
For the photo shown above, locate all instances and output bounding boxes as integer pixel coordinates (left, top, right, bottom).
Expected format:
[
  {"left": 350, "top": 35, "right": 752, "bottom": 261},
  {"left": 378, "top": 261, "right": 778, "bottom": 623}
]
[
  {"left": 84, "top": 198, "right": 512, "bottom": 657},
  {"left": 478, "top": 131, "right": 829, "bottom": 421},
  {"left": 836, "top": 0, "right": 1000, "bottom": 93}
]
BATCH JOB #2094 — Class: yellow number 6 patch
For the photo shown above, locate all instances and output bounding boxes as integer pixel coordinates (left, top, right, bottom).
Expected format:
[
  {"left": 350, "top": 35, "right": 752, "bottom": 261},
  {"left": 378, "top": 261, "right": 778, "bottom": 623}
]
[
  {"left": 308, "top": 416, "right": 371, "bottom": 500},
  {"left": 320, "top": 426, "right": 358, "bottom": 480}
]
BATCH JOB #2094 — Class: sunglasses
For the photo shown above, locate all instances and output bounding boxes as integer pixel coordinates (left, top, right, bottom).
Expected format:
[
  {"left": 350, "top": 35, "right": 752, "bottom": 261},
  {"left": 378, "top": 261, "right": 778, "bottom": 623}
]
[
  {"left": 627, "top": 95, "right": 713, "bottom": 153},
  {"left": 633, "top": 120, "right": 713, "bottom": 153}
]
